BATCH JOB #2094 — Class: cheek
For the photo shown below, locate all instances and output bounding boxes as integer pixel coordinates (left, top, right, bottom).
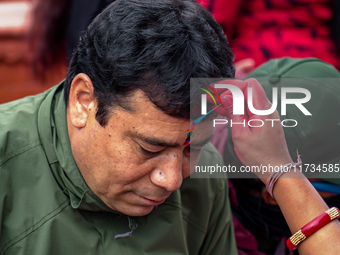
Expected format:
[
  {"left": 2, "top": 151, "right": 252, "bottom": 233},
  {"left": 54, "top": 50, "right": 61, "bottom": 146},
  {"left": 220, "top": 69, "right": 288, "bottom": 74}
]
[
  {"left": 91, "top": 128, "right": 175, "bottom": 186},
  {"left": 96, "top": 147, "right": 154, "bottom": 186},
  {"left": 103, "top": 132, "right": 152, "bottom": 172}
]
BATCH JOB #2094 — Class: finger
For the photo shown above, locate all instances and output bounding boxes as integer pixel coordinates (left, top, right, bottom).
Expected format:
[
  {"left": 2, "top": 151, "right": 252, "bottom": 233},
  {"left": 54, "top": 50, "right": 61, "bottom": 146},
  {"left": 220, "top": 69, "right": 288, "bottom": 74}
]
[
  {"left": 210, "top": 79, "right": 245, "bottom": 94},
  {"left": 216, "top": 78, "right": 272, "bottom": 138},
  {"left": 216, "top": 80, "right": 248, "bottom": 119},
  {"left": 205, "top": 79, "right": 245, "bottom": 105},
  {"left": 214, "top": 93, "right": 236, "bottom": 119},
  {"left": 234, "top": 58, "right": 255, "bottom": 71},
  {"left": 213, "top": 81, "right": 251, "bottom": 138},
  {"left": 243, "top": 78, "right": 273, "bottom": 118},
  {"left": 204, "top": 79, "right": 248, "bottom": 115},
  {"left": 215, "top": 78, "right": 272, "bottom": 118}
]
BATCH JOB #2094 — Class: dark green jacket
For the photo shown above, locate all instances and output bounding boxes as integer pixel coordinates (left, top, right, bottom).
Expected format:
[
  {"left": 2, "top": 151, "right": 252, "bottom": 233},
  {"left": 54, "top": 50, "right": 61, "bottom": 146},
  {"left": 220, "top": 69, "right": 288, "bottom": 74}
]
[{"left": 0, "top": 83, "right": 237, "bottom": 255}]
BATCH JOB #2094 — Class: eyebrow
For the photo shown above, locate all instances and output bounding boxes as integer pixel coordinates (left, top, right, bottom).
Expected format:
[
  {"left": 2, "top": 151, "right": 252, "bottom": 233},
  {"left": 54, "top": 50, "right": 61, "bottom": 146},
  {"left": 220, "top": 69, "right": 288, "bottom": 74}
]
[
  {"left": 137, "top": 135, "right": 182, "bottom": 148},
  {"left": 136, "top": 132, "right": 214, "bottom": 148}
]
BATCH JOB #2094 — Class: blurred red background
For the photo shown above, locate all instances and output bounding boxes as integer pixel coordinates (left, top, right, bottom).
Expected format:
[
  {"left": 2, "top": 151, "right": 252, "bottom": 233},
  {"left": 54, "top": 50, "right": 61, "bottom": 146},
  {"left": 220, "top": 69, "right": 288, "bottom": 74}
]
[{"left": 0, "top": 0, "right": 66, "bottom": 103}]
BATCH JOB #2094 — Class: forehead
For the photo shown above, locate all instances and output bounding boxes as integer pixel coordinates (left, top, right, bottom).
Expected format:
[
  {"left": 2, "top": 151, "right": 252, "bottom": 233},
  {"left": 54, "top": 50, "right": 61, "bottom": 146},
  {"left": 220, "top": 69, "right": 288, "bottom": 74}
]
[
  {"left": 125, "top": 90, "right": 187, "bottom": 128},
  {"left": 110, "top": 90, "right": 214, "bottom": 145}
]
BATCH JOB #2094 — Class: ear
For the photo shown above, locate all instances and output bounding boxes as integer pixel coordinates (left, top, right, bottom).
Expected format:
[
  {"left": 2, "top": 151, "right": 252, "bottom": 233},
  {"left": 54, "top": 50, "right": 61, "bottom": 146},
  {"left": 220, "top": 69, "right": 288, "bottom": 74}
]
[{"left": 68, "top": 73, "right": 96, "bottom": 128}]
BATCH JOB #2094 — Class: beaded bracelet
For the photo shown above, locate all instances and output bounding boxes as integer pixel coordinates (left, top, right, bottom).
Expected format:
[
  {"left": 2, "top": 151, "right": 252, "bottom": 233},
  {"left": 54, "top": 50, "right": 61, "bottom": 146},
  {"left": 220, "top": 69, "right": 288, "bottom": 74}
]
[
  {"left": 265, "top": 155, "right": 302, "bottom": 198},
  {"left": 286, "top": 207, "right": 340, "bottom": 250}
]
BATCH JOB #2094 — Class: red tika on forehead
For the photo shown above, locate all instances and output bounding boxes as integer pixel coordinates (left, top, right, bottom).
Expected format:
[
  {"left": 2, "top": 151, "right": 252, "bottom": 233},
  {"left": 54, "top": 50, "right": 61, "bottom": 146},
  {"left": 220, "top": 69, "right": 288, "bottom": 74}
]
[{"left": 183, "top": 122, "right": 195, "bottom": 146}]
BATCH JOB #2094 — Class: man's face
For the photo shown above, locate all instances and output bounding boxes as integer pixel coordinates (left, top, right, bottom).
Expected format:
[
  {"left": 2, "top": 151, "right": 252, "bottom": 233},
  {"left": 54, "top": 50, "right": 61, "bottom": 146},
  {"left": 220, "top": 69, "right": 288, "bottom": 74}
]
[{"left": 69, "top": 88, "right": 213, "bottom": 216}]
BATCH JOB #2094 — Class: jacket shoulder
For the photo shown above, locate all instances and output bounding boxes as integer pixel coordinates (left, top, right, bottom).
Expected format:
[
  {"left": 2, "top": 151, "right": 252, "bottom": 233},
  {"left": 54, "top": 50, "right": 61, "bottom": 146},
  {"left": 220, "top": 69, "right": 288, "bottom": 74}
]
[
  {"left": 0, "top": 91, "right": 51, "bottom": 166},
  {"left": 0, "top": 89, "right": 70, "bottom": 254}
]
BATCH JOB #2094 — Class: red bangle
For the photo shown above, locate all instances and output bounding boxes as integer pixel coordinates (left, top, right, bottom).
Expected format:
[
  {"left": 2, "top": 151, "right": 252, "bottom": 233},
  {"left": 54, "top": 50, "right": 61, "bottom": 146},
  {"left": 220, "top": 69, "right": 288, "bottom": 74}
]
[{"left": 286, "top": 207, "right": 340, "bottom": 250}]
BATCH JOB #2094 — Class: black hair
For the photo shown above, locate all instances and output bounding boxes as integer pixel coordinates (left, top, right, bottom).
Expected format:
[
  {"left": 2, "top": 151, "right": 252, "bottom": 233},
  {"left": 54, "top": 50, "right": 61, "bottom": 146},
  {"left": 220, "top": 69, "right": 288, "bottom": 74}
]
[{"left": 64, "top": 0, "right": 235, "bottom": 126}]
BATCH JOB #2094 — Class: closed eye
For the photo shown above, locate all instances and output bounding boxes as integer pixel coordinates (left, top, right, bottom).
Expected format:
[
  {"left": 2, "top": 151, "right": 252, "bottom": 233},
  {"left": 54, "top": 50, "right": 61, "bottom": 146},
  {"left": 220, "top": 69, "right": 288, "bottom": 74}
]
[{"left": 140, "top": 146, "right": 161, "bottom": 157}]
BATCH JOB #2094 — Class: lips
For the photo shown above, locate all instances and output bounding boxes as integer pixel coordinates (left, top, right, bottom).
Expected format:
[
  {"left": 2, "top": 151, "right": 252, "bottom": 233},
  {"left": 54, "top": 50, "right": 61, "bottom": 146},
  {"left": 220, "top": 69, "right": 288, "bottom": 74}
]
[{"left": 135, "top": 194, "right": 167, "bottom": 206}]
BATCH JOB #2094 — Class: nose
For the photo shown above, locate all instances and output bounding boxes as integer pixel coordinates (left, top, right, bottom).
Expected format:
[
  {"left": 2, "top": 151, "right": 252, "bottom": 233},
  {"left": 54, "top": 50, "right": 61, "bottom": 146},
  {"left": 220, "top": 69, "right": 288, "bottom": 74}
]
[{"left": 150, "top": 151, "right": 183, "bottom": 192}]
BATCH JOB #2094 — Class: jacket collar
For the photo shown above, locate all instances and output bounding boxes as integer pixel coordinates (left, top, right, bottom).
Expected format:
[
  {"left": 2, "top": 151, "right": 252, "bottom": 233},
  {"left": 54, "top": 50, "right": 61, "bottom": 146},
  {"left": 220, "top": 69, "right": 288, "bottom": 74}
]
[{"left": 38, "top": 81, "right": 118, "bottom": 213}]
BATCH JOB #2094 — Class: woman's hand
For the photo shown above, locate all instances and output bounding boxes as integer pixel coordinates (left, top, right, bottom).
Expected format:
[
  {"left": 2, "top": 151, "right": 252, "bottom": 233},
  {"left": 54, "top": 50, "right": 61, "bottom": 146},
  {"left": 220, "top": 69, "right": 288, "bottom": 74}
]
[
  {"left": 208, "top": 78, "right": 340, "bottom": 255},
  {"left": 209, "top": 78, "right": 293, "bottom": 181}
]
